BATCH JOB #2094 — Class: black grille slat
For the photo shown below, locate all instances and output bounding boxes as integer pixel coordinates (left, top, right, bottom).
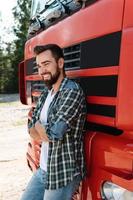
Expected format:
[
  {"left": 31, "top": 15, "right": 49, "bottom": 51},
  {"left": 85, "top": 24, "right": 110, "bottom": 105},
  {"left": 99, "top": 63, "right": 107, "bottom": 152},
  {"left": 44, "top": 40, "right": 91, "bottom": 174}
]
[
  {"left": 85, "top": 122, "right": 123, "bottom": 136},
  {"left": 81, "top": 31, "right": 121, "bottom": 68},
  {"left": 87, "top": 104, "right": 116, "bottom": 117},
  {"left": 80, "top": 76, "right": 118, "bottom": 97}
]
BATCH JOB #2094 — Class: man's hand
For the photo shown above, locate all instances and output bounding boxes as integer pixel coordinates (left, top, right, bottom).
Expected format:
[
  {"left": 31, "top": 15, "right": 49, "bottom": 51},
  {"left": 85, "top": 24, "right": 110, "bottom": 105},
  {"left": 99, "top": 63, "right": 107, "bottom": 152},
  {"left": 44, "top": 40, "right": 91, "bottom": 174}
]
[
  {"left": 29, "top": 126, "right": 42, "bottom": 142},
  {"left": 35, "top": 121, "right": 50, "bottom": 142}
]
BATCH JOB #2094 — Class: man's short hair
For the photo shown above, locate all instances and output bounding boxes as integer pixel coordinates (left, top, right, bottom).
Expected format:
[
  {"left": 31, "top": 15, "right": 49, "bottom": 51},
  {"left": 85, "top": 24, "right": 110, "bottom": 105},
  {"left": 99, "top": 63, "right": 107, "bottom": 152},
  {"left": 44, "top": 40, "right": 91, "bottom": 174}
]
[{"left": 34, "top": 44, "right": 64, "bottom": 61}]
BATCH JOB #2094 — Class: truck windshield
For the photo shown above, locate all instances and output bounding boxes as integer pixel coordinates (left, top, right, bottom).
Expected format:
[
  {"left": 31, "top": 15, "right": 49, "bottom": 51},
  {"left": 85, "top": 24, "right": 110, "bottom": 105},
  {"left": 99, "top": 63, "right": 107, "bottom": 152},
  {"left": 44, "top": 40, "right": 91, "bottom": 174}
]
[{"left": 31, "top": 0, "right": 47, "bottom": 17}]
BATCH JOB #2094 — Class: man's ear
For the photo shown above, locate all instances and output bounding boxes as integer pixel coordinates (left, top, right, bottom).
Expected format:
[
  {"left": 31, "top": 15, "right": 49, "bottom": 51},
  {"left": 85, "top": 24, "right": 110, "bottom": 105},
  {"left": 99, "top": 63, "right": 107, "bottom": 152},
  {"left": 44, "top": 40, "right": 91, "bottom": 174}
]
[{"left": 58, "top": 58, "right": 64, "bottom": 69}]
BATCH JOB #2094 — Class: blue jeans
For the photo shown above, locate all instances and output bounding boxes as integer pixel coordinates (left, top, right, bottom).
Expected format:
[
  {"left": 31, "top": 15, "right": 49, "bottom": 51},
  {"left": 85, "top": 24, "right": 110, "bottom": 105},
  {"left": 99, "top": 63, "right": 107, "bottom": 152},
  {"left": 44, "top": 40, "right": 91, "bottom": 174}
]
[{"left": 21, "top": 168, "right": 81, "bottom": 200}]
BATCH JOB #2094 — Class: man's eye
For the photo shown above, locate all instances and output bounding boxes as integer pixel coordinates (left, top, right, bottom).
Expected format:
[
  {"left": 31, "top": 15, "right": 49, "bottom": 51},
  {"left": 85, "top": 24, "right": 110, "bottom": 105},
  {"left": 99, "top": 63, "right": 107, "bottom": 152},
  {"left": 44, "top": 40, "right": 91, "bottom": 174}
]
[
  {"left": 43, "top": 63, "right": 50, "bottom": 67},
  {"left": 44, "top": 62, "right": 50, "bottom": 67}
]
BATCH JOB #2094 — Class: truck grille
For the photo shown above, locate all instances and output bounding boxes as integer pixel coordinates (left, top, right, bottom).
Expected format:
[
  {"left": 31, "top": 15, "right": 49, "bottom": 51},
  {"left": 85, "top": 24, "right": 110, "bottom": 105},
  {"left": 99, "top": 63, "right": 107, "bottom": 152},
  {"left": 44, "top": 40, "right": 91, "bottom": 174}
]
[{"left": 63, "top": 44, "right": 81, "bottom": 70}]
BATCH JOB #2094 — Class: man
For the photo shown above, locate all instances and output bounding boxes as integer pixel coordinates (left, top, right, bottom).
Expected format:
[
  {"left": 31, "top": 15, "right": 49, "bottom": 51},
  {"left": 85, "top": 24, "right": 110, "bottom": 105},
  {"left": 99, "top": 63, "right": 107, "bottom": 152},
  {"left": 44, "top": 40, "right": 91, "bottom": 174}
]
[{"left": 21, "top": 44, "right": 86, "bottom": 200}]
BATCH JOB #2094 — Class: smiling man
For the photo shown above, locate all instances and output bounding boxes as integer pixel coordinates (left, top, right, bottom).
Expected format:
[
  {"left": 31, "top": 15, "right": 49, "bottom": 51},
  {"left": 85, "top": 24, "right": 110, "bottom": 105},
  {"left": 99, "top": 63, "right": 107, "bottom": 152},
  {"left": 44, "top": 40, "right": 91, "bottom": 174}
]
[{"left": 21, "top": 44, "right": 87, "bottom": 200}]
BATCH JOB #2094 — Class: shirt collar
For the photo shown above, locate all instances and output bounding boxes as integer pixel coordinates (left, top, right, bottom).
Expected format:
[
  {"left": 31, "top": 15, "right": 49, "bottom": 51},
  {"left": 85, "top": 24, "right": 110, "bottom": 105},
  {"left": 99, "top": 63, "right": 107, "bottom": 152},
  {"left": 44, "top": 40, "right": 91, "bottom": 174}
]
[
  {"left": 58, "top": 77, "right": 68, "bottom": 92},
  {"left": 42, "top": 77, "right": 68, "bottom": 95}
]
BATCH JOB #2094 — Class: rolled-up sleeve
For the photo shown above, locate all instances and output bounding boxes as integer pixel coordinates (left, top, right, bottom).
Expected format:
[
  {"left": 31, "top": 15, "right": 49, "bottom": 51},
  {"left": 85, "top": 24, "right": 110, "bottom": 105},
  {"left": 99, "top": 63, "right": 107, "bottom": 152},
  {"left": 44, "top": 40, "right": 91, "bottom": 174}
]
[{"left": 44, "top": 89, "right": 85, "bottom": 141}]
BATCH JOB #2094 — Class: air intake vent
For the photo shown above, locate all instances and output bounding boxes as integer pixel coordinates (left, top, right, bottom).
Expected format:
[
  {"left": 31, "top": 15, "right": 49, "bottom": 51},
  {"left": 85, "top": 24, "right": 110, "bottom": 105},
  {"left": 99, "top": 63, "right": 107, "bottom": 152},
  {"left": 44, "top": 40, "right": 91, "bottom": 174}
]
[
  {"left": 33, "top": 60, "right": 38, "bottom": 74},
  {"left": 31, "top": 81, "right": 44, "bottom": 92},
  {"left": 63, "top": 44, "right": 81, "bottom": 70}
]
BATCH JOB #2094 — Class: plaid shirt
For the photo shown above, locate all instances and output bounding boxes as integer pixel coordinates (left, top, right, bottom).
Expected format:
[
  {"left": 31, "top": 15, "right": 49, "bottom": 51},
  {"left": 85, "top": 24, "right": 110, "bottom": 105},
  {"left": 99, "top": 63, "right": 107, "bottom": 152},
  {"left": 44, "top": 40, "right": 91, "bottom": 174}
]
[{"left": 29, "top": 77, "right": 87, "bottom": 189}]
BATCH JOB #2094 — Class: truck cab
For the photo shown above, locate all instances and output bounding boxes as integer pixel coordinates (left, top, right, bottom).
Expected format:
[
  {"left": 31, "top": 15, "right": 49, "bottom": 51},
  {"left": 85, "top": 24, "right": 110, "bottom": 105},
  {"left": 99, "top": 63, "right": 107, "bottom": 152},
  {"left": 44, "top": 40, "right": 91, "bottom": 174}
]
[{"left": 19, "top": 0, "right": 133, "bottom": 199}]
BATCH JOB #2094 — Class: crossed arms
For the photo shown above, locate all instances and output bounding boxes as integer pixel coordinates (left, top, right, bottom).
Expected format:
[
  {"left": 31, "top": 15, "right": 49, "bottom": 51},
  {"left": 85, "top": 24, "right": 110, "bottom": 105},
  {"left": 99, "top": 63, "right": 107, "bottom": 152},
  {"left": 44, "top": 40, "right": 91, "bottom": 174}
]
[
  {"left": 29, "top": 121, "right": 50, "bottom": 142},
  {"left": 29, "top": 88, "right": 86, "bottom": 143}
]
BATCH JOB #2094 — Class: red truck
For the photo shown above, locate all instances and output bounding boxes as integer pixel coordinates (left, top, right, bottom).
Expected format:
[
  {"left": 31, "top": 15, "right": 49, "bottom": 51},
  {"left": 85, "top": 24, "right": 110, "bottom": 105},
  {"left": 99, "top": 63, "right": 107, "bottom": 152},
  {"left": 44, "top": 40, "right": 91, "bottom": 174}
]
[{"left": 19, "top": 0, "right": 133, "bottom": 199}]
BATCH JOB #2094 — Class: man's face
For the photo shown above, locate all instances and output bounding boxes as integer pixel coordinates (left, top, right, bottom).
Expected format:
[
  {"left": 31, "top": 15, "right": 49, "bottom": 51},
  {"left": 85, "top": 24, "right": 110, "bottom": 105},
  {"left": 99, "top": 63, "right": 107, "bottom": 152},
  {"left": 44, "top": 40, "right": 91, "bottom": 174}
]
[{"left": 36, "top": 50, "right": 63, "bottom": 86}]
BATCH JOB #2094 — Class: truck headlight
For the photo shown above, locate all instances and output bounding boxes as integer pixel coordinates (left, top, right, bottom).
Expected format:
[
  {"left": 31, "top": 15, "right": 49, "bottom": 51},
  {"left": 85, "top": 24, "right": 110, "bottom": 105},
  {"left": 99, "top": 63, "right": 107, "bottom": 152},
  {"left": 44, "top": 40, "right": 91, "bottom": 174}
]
[{"left": 101, "top": 181, "right": 133, "bottom": 200}]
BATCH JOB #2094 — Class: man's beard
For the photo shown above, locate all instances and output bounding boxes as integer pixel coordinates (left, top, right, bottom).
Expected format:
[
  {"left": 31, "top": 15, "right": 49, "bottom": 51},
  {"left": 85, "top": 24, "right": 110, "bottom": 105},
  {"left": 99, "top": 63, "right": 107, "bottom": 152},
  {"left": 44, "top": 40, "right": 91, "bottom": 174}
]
[{"left": 41, "top": 69, "right": 60, "bottom": 88}]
